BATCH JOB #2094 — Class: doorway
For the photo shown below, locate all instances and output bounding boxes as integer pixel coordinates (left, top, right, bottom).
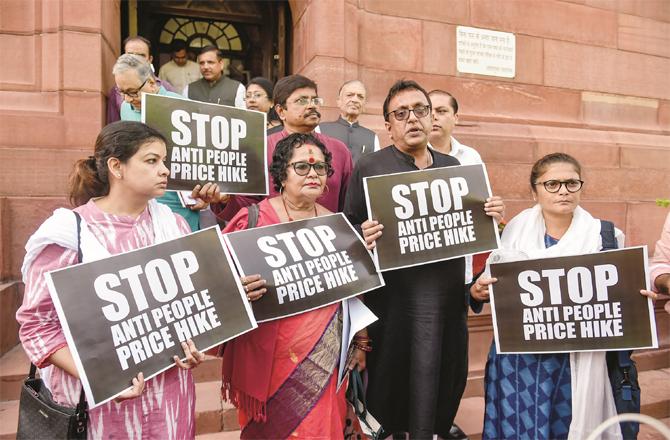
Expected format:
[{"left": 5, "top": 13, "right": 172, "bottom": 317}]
[{"left": 122, "top": 0, "right": 291, "bottom": 84}]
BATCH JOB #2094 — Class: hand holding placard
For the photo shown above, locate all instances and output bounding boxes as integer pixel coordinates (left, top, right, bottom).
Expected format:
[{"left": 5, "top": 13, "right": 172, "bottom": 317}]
[
  {"left": 363, "top": 164, "right": 500, "bottom": 271},
  {"left": 225, "top": 214, "right": 385, "bottom": 322},
  {"left": 488, "top": 247, "right": 657, "bottom": 354}
]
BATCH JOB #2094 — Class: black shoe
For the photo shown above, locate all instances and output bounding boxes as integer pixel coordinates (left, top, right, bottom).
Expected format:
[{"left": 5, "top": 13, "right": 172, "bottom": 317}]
[{"left": 443, "top": 424, "right": 468, "bottom": 439}]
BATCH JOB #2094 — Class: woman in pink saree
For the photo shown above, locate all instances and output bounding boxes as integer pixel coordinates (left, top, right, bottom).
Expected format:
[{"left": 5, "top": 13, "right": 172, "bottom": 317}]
[{"left": 222, "top": 133, "right": 367, "bottom": 439}]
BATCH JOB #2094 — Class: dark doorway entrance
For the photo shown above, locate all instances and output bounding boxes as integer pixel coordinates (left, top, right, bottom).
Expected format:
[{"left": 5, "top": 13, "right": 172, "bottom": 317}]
[{"left": 122, "top": 0, "right": 291, "bottom": 84}]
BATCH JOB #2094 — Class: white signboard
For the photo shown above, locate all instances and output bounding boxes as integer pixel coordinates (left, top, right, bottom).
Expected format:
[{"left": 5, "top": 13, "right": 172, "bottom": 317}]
[{"left": 457, "top": 26, "right": 515, "bottom": 78}]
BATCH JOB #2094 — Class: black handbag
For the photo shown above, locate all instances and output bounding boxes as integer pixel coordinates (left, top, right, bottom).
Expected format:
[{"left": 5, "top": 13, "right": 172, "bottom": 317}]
[
  {"left": 344, "top": 369, "right": 383, "bottom": 440},
  {"left": 606, "top": 350, "right": 641, "bottom": 440},
  {"left": 16, "top": 364, "right": 88, "bottom": 439},
  {"left": 600, "top": 220, "right": 640, "bottom": 440},
  {"left": 16, "top": 211, "right": 88, "bottom": 439}
]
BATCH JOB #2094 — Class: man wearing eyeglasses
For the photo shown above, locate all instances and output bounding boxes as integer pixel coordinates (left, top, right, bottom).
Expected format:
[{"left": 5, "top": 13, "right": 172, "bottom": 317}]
[
  {"left": 344, "top": 79, "right": 504, "bottom": 440},
  {"left": 113, "top": 54, "right": 183, "bottom": 121},
  {"left": 212, "top": 74, "right": 353, "bottom": 223},
  {"left": 318, "top": 80, "right": 380, "bottom": 164},
  {"left": 184, "top": 45, "right": 245, "bottom": 108},
  {"left": 113, "top": 53, "right": 221, "bottom": 232},
  {"left": 106, "top": 36, "right": 178, "bottom": 124}
]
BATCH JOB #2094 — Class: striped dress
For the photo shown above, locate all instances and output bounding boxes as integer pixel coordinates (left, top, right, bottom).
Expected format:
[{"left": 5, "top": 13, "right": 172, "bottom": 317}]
[{"left": 16, "top": 200, "right": 196, "bottom": 439}]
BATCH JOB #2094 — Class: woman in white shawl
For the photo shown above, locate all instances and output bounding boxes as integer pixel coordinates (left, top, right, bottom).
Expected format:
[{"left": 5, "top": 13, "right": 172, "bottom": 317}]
[
  {"left": 17, "top": 121, "right": 217, "bottom": 439},
  {"left": 471, "top": 153, "right": 653, "bottom": 440}
]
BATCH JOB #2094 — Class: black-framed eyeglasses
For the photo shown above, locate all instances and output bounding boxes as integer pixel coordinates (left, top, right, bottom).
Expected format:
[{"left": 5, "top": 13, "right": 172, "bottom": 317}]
[
  {"left": 244, "top": 92, "right": 268, "bottom": 101},
  {"left": 292, "top": 97, "right": 324, "bottom": 107},
  {"left": 289, "top": 161, "right": 329, "bottom": 176},
  {"left": 534, "top": 179, "right": 584, "bottom": 193},
  {"left": 118, "top": 77, "right": 149, "bottom": 98},
  {"left": 385, "top": 104, "right": 431, "bottom": 121}
]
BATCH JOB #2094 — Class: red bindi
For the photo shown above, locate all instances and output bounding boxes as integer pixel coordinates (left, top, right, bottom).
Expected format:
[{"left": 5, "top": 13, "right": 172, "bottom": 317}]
[{"left": 308, "top": 156, "right": 315, "bottom": 163}]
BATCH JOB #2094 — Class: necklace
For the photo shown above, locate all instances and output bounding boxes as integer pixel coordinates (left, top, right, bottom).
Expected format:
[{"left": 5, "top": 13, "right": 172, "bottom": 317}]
[{"left": 281, "top": 194, "right": 317, "bottom": 221}]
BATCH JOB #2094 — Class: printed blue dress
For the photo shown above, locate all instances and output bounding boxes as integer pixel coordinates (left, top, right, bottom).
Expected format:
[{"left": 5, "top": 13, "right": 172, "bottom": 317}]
[{"left": 483, "top": 234, "right": 573, "bottom": 440}]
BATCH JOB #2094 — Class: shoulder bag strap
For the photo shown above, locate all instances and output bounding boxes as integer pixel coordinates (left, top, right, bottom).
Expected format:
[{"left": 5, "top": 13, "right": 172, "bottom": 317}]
[
  {"left": 599, "top": 219, "right": 617, "bottom": 250},
  {"left": 246, "top": 204, "right": 260, "bottom": 229},
  {"left": 72, "top": 211, "right": 88, "bottom": 416}
]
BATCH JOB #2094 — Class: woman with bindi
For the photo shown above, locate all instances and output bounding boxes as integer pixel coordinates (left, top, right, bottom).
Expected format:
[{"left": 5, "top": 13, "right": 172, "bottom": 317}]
[{"left": 220, "top": 132, "right": 367, "bottom": 439}]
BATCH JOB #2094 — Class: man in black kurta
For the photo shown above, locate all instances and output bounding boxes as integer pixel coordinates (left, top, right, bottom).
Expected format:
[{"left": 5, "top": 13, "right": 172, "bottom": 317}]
[
  {"left": 344, "top": 80, "right": 468, "bottom": 439},
  {"left": 318, "top": 80, "right": 380, "bottom": 164}
]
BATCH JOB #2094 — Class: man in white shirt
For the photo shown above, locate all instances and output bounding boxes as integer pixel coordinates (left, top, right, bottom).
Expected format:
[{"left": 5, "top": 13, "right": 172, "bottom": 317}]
[
  {"left": 158, "top": 40, "right": 201, "bottom": 93},
  {"left": 428, "top": 89, "right": 482, "bottom": 165}
]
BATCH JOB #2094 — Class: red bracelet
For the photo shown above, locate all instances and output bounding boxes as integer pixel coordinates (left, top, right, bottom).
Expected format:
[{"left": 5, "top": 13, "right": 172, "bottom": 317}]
[{"left": 353, "top": 343, "right": 372, "bottom": 352}]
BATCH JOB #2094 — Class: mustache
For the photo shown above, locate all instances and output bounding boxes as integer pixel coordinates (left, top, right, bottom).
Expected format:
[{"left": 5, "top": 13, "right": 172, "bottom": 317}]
[{"left": 305, "top": 109, "right": 321, "bottom": 118}]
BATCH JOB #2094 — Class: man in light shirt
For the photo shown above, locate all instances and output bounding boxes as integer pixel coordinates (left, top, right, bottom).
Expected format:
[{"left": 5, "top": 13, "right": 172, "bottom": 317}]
[
  {"left": 158, "top": 40, "right": 201, "bottom": 93},
  {"left": 428, "top": 89, "right": 482, "bottom": 165}
]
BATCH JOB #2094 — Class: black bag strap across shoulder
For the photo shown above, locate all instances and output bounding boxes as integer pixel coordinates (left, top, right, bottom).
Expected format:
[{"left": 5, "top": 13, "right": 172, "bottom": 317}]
[
  {"left": 246, "top": 204, "right": 260, "bottom": 229},
  {"left": 599, "top": 219, "right": 617, "bottom": 251},
  {"left": 27, "top": 211, "right": 88, "bottom": 412}
]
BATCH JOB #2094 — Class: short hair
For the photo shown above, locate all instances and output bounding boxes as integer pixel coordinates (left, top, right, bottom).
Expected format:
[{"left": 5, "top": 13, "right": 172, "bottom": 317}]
[
  {"left": 338, "top": 79, "right": 366, "bottom": 96},
  {"left": 123, "top": 35, "right": 151, "bottom": 53},
  {"left": 273, "top": 74, "right": 318, "bottom": 107},
  {"left": 112, "top": 53, "right": 153, "bottom": 82},
  {"left": 428, "top": 89, "right": 459, "bottom": 114},
  {"left": 171, "top": 39, "right": 187, "bottom": 52},
  {"left": 530, "top": 153, "right": 583, "bottom": 193},
  {"left": 382, "top": 79, "right": 431, "bottom": 122},
  {"left": 198, "top": 45, "right": 222, "bottom": 60},
  {"left": 248, "top": 77, "right": 274, "bottom": 100},
  {"left": 269, "top": 133, "right": 334, "bottom": 192}
]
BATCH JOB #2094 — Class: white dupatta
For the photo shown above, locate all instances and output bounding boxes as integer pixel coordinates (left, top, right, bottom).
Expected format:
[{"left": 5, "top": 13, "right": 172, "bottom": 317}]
[
  {"left": 21, "top": 199, "right": 182, "bottom": 282},
  {"left": 489, "top": 204, "right": 623, "bottom": 440}
]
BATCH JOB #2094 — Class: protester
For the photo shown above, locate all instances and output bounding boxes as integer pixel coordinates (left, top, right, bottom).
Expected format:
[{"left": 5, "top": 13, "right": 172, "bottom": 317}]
[
  {"left": 106, "top": 36, "right": 176, "bottom": 124},
  {"left": 319, "top": 80, "right": 380, "bottom": 163},
  {"left": 649, "top": 211, "right": 670, "bottom": 313},
  {"left": 221, "top": 133, "right": 365, "bottom": 438},
  {"left": 429, "top": 89, "right": 488, "bottom": 289},
  {"left": 113, "top": 53, "right": 220, "bottom": 232},
  {"left": 158, "top": 39, "right": 201, "bottom": 93},
  {"left": 17, "top": 121, "right": 207, "bottom": 438},
  {"left": 428, "top": 90, "right": 482, "bottom": 165},
  {"left": 243, "top": 76, "right": 282, "bottom": 131},
  {"left": 472, "top": 153, "right": 654, "bottom": 440},
  {"left": 344, "top": 79, "right": 504, "bottom": 439},
  {"left": 184, "top": 46, "right": 245, "bottom": 108},
  {"left": 213, "top": 74, "right": 353, "bottom": 223}
]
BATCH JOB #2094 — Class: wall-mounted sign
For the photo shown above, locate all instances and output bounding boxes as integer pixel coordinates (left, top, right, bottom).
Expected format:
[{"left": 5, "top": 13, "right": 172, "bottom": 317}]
[{"left": 457, "top": 26, "right": 515, "bottom": 78}]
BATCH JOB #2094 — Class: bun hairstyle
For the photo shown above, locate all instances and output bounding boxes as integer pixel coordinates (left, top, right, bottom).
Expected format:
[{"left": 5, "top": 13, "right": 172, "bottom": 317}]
[{"left": 68, "top": 121, "right": 167, "bottom": 206}]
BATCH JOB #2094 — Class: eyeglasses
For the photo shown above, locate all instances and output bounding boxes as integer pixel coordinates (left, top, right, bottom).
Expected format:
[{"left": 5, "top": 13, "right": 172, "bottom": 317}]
[
  {"left": 534, "top": 179, "right": 584, "bottom": 193},
  {"left": 289, "top": 161, "right": 330, "bottom": 176},
  {"left": 291, "top": 97, "right": 324, "bottom": 107},
  {"left": 385, "top": 104, "right": 431, "bottom": 121},
  {"left": 118, "top": 77, "right": 149, "bottom": 98},
  {"left": 244, "top": 92, "right": 268, "bottom": 101}
]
